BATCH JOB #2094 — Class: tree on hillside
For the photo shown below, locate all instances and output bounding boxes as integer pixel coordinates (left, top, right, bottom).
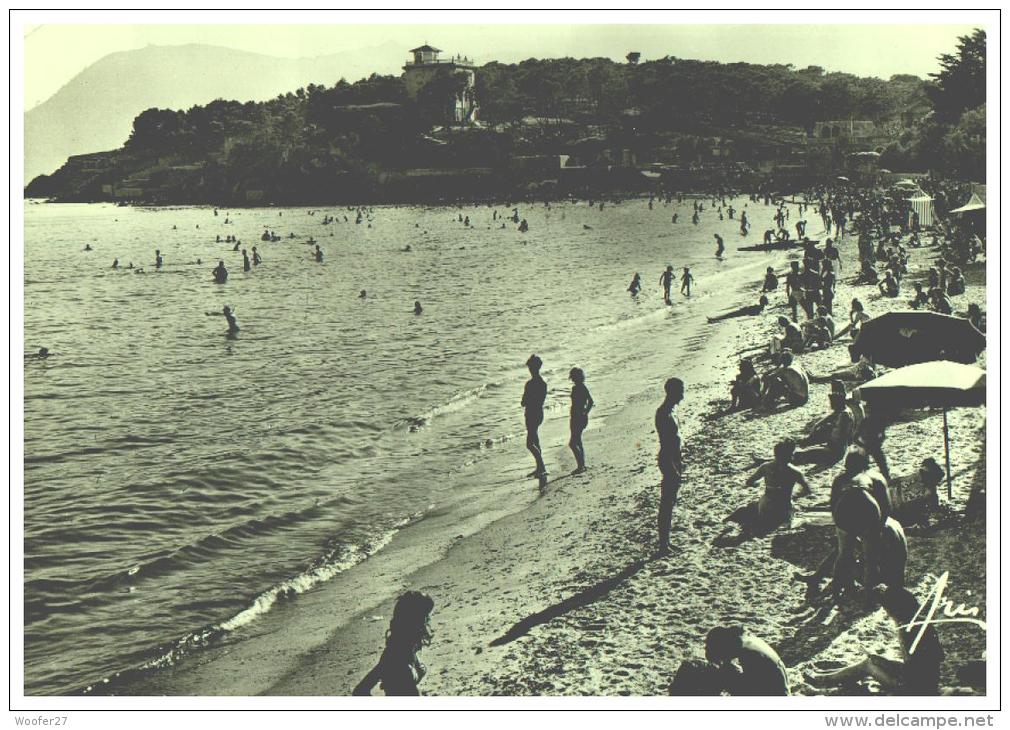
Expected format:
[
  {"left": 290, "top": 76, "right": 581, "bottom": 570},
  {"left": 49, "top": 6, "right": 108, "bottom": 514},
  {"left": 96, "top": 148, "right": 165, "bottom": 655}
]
[{"left": 927, "top": 28, "right": 985, "bottom": 122}]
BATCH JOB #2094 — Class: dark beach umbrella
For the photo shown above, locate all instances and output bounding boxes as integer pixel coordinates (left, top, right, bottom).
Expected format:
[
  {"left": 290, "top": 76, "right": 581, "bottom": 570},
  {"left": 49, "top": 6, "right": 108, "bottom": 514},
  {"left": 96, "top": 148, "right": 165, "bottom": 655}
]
[
  {"left": 855, "top": 361, "right": 985, "bottom": 499},
  {"left": 850, "top": 312, "right": 986, "bottom": 368}
]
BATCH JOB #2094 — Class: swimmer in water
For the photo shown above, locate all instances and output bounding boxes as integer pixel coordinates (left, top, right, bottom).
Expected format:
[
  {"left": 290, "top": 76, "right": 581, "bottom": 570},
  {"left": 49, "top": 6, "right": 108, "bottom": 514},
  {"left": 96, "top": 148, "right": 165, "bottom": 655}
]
[
  {"left": 83, "top": 244, "right": 93, "bottom": 252},
  {"left": 252, "top": 247, "right": 261, "bottom": 266},
  {"left": 314, "top": 245, "right": 323, "bottom": 262},
  {"left": 628, "top": 273, "right": 642, "bottom": 296},
  {"left": 155, "top": 250, "right": 163, "bottom": 269},
  {"left": 206, "top": 305, "right": 239, "bottom": 335},
  {"left": 112, "top": 258, "right": 119, "bottom": 269},
  {"left": 212, "top": 260, "right": 228, "bottom": 284},
  {"left": 242, "top": 249, "right": 251, "bottom": 272},
  {"left": 27, "top": 347, "right": 51, "bottom": 359},
  {"left": 413, "top": 301, "right": 423, "bottom": 315},
  {"left": 359, "top": 290, "right": 367, "bottom": 299}
]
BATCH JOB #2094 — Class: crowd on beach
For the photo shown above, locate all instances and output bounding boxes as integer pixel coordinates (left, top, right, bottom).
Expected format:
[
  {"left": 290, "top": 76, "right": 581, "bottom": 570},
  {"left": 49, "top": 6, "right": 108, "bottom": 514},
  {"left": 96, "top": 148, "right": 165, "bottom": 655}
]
[
  {"left": 351, "top": 178, "right": 986, "bottom": 698},
  {"left": 44, "top": 177, "right": 985, "bottom": 698}
]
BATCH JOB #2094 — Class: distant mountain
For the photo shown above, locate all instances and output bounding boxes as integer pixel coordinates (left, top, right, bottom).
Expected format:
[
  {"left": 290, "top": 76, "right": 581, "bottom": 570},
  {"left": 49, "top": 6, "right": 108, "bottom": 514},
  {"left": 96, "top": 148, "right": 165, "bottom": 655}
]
[{"left": 24, "top": 42, "right": 403, "bottom": 184}]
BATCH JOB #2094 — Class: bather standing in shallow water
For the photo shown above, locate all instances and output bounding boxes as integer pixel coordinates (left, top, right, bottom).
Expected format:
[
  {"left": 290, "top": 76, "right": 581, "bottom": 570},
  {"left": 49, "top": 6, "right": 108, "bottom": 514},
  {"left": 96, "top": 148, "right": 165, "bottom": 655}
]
[{"left": 521, "top": 355, "right": 548, "bottom": 477}]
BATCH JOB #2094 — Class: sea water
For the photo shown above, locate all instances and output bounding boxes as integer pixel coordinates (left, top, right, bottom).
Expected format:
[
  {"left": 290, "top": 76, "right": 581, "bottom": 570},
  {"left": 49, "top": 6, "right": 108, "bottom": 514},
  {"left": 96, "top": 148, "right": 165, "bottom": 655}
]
[{"left": 23, "top": 196, "right": 779, "bottom": 694}]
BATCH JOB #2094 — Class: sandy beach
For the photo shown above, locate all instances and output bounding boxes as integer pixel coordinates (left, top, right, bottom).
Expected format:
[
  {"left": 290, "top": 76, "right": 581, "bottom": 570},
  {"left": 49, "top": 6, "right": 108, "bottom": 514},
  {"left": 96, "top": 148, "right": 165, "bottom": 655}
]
[{"left": 103, "top": 208, "right": 986, "bottom": 698}]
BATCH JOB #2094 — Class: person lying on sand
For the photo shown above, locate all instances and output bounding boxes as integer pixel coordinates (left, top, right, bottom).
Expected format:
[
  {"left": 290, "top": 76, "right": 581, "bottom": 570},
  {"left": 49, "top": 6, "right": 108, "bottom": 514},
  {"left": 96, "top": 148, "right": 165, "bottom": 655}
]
[
  {"left": 806, "top": 585, "right": 943, "bottom": 695},
  {"left": 809, "top": 354, "right": 876, "bottom": 385},
  {"left": 726, "top": 439, "right": 810, "bottom": 534},
  {"left": 353, "top": 591, "right": 434, "bottom": 696},
  {"left": 793, "top": 392, "right": 853, "bottom": 467},
  {"left": 705, "top": 626, "right": 791, "bottom": 696},
  {"left": 760, "top": 351, "right": 809, "bottom": 409},
  {"left": 707, "top": 295, "right": 769, "bottom": 324},
  {"left": 730, "top": 359, "right": 762, "bottom": 411}
]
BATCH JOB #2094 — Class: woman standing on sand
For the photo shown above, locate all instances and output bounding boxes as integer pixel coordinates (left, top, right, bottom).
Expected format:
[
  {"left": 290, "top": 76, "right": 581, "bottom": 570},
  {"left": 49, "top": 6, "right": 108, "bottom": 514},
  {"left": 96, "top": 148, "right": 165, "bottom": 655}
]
[
  {"left": 353, "top": 591, "right": 435, "bottom": 696},
  {"left": 568, "top": 368, "right": 594, "bottom": 474}
]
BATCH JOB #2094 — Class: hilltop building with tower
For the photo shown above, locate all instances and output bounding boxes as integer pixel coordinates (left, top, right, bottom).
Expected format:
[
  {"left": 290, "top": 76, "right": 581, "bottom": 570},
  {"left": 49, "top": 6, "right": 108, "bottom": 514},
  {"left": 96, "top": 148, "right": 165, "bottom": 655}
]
[{"left": 402, "top": 44, "right": 478, "bottom": 124}]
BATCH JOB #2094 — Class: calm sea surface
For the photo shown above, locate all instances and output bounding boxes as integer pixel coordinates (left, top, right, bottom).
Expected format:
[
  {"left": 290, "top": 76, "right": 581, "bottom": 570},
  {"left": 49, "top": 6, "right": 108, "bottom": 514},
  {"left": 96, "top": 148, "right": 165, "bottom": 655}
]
[{"left": 23, "top": 196, "right": 777, "bottom": 694}]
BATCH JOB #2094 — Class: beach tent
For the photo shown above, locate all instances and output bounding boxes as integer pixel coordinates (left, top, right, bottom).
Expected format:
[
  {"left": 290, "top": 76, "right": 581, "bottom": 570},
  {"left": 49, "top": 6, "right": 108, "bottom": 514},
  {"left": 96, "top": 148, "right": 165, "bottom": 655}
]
[
  {"left": 949, "top": 194, "right": 986, "bottom": 214},
  {"left": 909, "top": 194, "right": 935, "bottom": 228},
  {"left": 855, "top": 361, "right": 985, "bottom": 498}
]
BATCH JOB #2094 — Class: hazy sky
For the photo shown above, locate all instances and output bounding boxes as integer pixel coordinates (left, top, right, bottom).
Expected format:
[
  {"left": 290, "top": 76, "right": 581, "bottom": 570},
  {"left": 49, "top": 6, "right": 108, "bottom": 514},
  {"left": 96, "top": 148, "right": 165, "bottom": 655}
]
[{"left": 21, "top": 17, "right": 982, "bottom": 109}]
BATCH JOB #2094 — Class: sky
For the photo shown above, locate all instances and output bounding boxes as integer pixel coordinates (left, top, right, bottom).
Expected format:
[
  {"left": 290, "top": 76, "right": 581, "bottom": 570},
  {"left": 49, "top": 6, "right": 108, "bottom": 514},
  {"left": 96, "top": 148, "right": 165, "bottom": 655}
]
[{"left": 19, "top": 13, "right": 984, "bottom": 110}]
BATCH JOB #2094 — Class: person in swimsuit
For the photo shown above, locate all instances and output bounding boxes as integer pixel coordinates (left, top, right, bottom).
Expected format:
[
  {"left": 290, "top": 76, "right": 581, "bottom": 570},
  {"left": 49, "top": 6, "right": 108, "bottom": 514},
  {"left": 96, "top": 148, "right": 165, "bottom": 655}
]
[
  {"left": 829, "top": 450, "right": 891, "bottom": 600},
  {"left": 568, "top": 367, "right": 595, "bottom": 474},
  {"left": 793, "top": 392, "right": 854, "bottom": 467},
  {"left": 729, "top": 359, "right": 762, "bottom": 411},
  {"left": 413, "top": 301, "right": 423, "bottom": 315},
  {"left": 762, "top": 267, "right": 779, "bottom": 292},
  {"left": 705, "top": 626, "right": 790, "bottom": 696},
  {"left": 714, "top": 234, "right": 725, "bottom": 258},
  {"left": 807, "top": 585, "right": 944, "bottom": 695},
  {"left": 314, "top": 245, "right": 323, "bottom": 262},
  {"left": 628, "top": 273, "right": 642, "bottom": 296},
  {"left": 733, "top": 439, "right": 811, "bottom": 533},
  {"left": 353, "top": 591, "right": 435, "bottom": 696},
  {"left": 521, "top": 354, "right": 548, "bottom": 477},
  {"left": 252, "top": 247, "right": 262, "bottom": 266},
  {"left": 707, "top": 295, "right": 768, "bottom": 324},
  {"left": 760, "top": 351, "right": 809, "bottom": 409},
  {"left": 155, "top": 250, "right": 164, "bottom": 269},
  {"left": 655, "top": 377, "right": 684, "bottom": 556},
  {"left": 681, "top": 267, "right": 695, "bottom": 297},
  {"left": 242, "top": 249, "right": 251, "bottom": 272},
  {"left": 660, "top": 266, "right": 674, "bottom": 305},
  {"left": 212, "top": 260, "right": 228, "bottom": 284},
  {"left": 206, "top": 305, "right": 239, "bottom": 335},
  {"left": 795, "top": 514, "right": 906, "bottom": 601}
]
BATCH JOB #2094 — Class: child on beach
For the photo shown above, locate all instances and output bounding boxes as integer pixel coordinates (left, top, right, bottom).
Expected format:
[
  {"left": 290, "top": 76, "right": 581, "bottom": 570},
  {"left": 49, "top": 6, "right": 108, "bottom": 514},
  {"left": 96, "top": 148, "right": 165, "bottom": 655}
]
[
  {"left": 660, "top": 266, "right": 675, "bottom": 305},
  {"left": 681, "top": 267, "right": 694, "bottom": 297},
  {"left": 353, "top": 591, "right": 435, "bottom": 696},
  {"left": 568, "top": 368, "right": 595, "bottom": 474}
]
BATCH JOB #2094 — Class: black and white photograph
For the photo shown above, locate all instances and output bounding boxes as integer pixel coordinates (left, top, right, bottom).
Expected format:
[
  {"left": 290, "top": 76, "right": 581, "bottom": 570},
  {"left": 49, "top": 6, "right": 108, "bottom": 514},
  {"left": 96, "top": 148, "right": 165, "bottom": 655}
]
[{"left": 11, "top": 8, "right": 1000, "bottom": 723}]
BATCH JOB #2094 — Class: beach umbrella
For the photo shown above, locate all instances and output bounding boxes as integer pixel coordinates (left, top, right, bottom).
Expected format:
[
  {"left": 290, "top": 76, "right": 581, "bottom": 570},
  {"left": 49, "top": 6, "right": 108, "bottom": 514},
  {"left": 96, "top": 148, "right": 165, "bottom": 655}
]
[
  {"left": 855, "top": 361, "right": 985, "bottom": 498},
  {"left": 850, "top": 312, "right": 986, "bottom": 368}
]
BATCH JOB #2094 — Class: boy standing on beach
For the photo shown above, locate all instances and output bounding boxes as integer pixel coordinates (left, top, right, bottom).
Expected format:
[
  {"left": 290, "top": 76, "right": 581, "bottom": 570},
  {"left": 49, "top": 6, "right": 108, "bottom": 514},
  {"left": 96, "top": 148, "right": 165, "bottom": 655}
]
[
  {"left": 681, "top": 267, "right": 695, "bottom": 296},
  {"left": 655, "top": 377, "right": 685, "bottom": 556}
]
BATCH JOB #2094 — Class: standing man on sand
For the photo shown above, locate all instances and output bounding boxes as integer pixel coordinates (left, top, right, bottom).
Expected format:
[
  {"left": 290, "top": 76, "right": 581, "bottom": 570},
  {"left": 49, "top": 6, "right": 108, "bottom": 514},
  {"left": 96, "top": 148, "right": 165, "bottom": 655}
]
[
  {"left": 522, "top": 354, "right": 548, "bottom": 478},
  {"left": 655, "top": 377, "right": 685, "bottom": 556}
]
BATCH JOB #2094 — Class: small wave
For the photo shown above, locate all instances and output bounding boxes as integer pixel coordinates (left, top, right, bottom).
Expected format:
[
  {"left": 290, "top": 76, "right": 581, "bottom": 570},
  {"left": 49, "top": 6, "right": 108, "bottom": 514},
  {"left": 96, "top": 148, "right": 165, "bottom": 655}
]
[
  {"left": 397, "top": 382, "right": 497, "bottom": 432},
  {"left": 78, "top": 511, "right": 423, "bottom": 695}
]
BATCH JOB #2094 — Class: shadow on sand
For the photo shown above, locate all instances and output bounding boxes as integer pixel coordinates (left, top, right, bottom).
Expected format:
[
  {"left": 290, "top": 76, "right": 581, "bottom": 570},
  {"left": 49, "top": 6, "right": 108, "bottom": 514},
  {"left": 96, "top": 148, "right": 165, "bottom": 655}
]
[{"left": 489, "top": 558, "right": 650, "bottom": 647}]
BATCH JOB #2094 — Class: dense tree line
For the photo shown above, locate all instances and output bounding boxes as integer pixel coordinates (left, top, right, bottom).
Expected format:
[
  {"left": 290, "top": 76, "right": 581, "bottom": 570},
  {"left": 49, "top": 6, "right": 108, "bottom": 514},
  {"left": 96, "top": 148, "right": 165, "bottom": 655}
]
[{"left": 33, "top": 39, "right": 983, "bottom": 202}]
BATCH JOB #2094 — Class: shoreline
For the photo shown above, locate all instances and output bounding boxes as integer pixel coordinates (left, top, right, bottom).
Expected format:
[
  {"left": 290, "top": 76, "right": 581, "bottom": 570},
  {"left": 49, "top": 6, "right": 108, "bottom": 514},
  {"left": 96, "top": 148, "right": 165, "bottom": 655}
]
[{"left": 84, "top": 204, "right": 986, "bottom": 698}]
